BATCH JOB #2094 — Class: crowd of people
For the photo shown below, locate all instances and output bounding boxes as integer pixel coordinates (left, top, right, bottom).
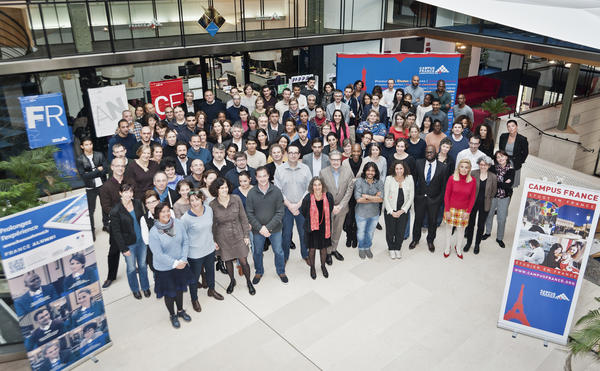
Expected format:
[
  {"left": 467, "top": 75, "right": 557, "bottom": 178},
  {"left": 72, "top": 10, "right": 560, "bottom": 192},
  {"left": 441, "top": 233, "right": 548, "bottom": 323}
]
[{"left": 76, "top": 76, "right": 529, "bottom": 328}]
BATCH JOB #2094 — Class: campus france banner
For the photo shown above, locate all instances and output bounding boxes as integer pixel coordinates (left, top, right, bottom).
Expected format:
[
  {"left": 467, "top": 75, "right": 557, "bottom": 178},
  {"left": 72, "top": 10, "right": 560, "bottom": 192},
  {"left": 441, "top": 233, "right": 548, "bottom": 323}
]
[
  {"left": 150, "top": 78, "right": 184, "bottom": 119},
  {"left": 19, "top": 93, "right": 72, "bottom": 149},
  {"left": 88, "top": 85, "right": 129, "bottom": 138},
  {"left": 498, "top": 178, "right": 600, "bottom": 345},
  {"left": 0, "top": 193, "right": 111, "bottom": 370},
  {"left": 336, "top": 53, "right": 461, "bottom": 124}
]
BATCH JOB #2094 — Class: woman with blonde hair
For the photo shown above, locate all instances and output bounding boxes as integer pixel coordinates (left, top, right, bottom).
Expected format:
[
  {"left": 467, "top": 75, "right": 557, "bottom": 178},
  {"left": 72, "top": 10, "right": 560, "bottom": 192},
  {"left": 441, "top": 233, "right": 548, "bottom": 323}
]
[{"left": 442, "top": 158, "right": 476, "bottom": 259}]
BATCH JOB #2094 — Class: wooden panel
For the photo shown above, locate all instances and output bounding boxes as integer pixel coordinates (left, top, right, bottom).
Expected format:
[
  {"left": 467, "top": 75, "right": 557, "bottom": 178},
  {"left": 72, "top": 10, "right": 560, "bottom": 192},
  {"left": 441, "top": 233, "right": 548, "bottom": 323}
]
[{"left": 0, "top": 5, "right": 33, "bottom": 48}]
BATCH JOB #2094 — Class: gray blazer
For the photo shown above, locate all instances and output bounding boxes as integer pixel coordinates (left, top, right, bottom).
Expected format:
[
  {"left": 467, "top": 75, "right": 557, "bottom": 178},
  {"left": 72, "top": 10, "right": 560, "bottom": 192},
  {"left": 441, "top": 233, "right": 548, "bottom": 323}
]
[
  {"left": 472, "top": 169, "right": 498, "bottom": 211},
  {"left": 326, "top": 102, "right": 351, "bottom": 124},
  {"left": 302, "top": 153, "right": 330, "bottom": 176},
  {"left": 319, "top": 165, "right": 355, "bottom": 214}
]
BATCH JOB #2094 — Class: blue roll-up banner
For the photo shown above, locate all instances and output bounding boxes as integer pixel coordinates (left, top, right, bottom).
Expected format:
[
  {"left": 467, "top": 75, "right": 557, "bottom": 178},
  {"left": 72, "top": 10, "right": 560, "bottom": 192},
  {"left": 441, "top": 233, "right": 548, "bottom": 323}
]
[
  {"left": 19, "top": 93, "right": 72, "bottom": 149},
  {"left": 498, "top": 179, "right": 600, "bottom": 344},
  {"left": 0, "top": 193, "right": 111, "bottom": 370},
  {"left": 336, "top": 53, "right": 461, "bottom": 125}
]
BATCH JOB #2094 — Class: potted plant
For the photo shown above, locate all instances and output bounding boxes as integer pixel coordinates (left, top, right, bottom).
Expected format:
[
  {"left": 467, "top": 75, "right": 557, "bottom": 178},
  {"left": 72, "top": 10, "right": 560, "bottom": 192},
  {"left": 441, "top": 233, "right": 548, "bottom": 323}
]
[
  {"left": 566, "top": 297, "right": 600, "bottom": 370},
  {"left": 481, "top": 97, "right": 510, "bottom": 136}
]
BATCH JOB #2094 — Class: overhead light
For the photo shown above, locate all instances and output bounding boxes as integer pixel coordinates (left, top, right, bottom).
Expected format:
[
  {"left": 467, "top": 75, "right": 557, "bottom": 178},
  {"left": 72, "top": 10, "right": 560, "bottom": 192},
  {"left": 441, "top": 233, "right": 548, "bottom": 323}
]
[
  {"left": 459, "top": 45, "right": 467, "bottom": 50},
  {"left": 549, "top": 60, "right": 556, "bottom": 64},
  {"left": 565, "top": 63, "right": 572, "bottom": 68}
]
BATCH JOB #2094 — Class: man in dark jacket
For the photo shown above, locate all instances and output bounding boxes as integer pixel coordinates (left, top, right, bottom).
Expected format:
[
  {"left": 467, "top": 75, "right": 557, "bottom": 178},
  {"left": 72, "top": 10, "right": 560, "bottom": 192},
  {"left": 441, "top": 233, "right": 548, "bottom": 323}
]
[
  {"left": 246, "top": 166, "right": 286, "bottom": 284},
  {"left": 76, "top": 137, "right": 108, "bottom": 236}
]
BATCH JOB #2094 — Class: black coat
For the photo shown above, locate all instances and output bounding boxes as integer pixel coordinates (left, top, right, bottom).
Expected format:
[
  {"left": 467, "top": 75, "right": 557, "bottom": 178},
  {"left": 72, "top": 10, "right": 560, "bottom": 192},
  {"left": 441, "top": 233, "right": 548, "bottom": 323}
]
[
  {"left": 413, "top": 159, "right": 447, "bottom": 205},
  {"left": 299, "top": 192, "right": 334, "bottom": 235},
  {"left": 109, "top": 200, "right": 145, "bottom": 253},
  {"left": 499, "top": 133, "right": 529, "bottom": 170},
  {"left": 76, "top": 151, "right": 107, "bottom": 189}
]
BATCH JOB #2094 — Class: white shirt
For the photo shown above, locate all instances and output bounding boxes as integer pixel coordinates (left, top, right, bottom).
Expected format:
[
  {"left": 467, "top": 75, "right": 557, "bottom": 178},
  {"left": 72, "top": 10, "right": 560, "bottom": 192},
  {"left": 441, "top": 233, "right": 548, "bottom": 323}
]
[
  {"left": 186, "top": 103, "right": 195, "bottom": 114},
  {"left": 456, "top": 149, "right": 485, "bottom": 170},
  {"left": 382, "top": 88, "right": 396, "bottom": 117},
  {"left": 424, "top": 160, "right": 437, "bottom": 181},
  {"left": 416, "top": 104, "right": 433, "bottom": 128},
  {"left": 246, "top": 151, "right": 266, "bottom": 169},
  {"left": 85, "top": 154, "right": 103, "bottom": 187},
  {"left": 293, "top": 94, "right": 307, "bottom": 109},
  {"left": 178, "top": 157, "right": 189, "bottom": 175},
  {"left": 312, "top": 155, "right": 323, "bottom": 176},
  {"left": 275, "top": 100, "right": 289, "bottom": 121},
  {"left": 241, "top": 95, "right": 257, "bottom": 113}
]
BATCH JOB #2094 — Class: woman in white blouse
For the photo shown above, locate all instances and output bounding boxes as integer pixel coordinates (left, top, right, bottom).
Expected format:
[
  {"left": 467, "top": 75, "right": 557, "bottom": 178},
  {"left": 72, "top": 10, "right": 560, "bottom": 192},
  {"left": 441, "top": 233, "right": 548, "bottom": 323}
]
[{"left": 383, "top": 159, "right": 414, "bottom": 259}]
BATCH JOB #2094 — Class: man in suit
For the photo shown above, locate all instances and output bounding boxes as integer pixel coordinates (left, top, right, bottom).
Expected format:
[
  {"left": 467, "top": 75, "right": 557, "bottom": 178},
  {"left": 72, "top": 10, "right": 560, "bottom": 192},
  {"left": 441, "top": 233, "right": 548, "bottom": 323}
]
[
  {"left": 326, "top": 89, "right": 351, "bottom": 124},
  {"left": 409, "top": 145, "right": 447, "bottom": 253},
  {"left": 174, "top": 142, "right": 192, "bottom": 177},
  {"left": 13, "top": 272, "right": 58, "bottom": 318},
  {"left": 266, "top": 109, "right": 284, "bottom": 144},
  {"left": 223, "top": 123, "right": 246, "bottom": 152},
  {"left": 225, "top": 152, "right": 257, "bottom": 188},
  {"left": 319, "top": 150, "right": 354, "bottom": 265},
  {"left": 179, "top": 91, "right": 200, "bottom": 114},
  {"left": 25, "top": 308, "right": 65, "bottom": 351},
  {"left": 153, "top": 171, "right": 180, "bottom": 207},
  {"left": 205, "top": 143, "right": 234, "bottom": 176},
  {"left": 302, "top": 139, "right": 330, "bottom": 176},
  {"left": 76, "top": 137, "right": 108, "bottom": 236}
]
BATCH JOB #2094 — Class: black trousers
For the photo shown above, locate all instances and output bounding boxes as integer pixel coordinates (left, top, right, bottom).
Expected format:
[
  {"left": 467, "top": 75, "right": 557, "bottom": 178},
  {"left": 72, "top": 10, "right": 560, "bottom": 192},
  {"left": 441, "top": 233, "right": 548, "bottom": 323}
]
[
  {"left": 343, "top": 198, "right": 358, "bottom": 243},
  {"left": 384, "top": 212, "right": 409, "bottom": 250},
  {"left": 107, "top": 242, "right": 120, "bottom": 281},
  {"left": 85, "top": 187, "right": 101, "bottom": 232},
  {"left": 412, "top": 198, "right": 441, "bottom": 243},
  {"left": 465, "top": 200, "right": 489, "bottom": 245}
]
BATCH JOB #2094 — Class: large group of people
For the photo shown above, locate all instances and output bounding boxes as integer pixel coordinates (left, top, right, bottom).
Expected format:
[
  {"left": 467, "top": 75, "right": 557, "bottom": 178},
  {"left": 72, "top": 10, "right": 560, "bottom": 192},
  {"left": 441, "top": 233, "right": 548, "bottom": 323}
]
[{"left": 76, "top": 77, "right": 529, "bottom": 328}]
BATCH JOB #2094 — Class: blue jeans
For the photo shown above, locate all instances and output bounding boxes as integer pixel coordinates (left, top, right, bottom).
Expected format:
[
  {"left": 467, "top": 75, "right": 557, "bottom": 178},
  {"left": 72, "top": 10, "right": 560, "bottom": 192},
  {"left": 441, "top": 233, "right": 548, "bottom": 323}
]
[
  {"left": 123, "top": 240, "right": 149, "bottom": 293},
  {"left": 282, "top": 208, "right": 307, "bottom": 260},
  {"left": 188, "top": 251, "right": 216, "bottom": 300},
  {"left": 355, "top": 215, "right": 378, "bottom": 250},
  {"left": 253, "top": 231, "right": 284, "bottom": 275}
]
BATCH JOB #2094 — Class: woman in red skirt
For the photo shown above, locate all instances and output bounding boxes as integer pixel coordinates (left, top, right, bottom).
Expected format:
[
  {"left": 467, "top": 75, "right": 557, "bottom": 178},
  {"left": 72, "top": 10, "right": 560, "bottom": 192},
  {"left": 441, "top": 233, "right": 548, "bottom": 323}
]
[{"left": 443, "top": 159, "right": 476, "bottom": 259}]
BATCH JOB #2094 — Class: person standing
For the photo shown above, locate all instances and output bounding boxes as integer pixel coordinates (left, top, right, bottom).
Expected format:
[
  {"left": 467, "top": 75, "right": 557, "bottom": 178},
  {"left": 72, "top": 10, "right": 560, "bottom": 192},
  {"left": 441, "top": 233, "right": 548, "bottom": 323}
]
[
  {"left": 108, "top": 119, "right": 137, "bottom": 161},
  {"left": 302, "top": 139, "right": 330, "bottom": 176},
  {"left": 382, "top": 79, "right": 397, "bottom": 120},
  {"left": 275, "top": 144, "right": 312, "bottom": 264},
  {"left": 109, "top": 183, "right": 150, "bottom": 299},
  {"left": 353, "top": 162, "right": 384, "bottom": 259},
  {"left": 442, "top": 159, "right": 477, "bottom": 259},
  {"left": 409, "top": 145, "right": 448, "bottom": 253},
  {"left": 261, "top": 85, "right": 277, "bottom": 109},
  {"left": 342, "top": 143, "right": 363, "bottom": 248},
  {"left": 464, "top": 156, "right": 497, "bottom": 254},
  {"left": 247, "top": 166, "right": 286, "bottom": 284},
  {"left": 453, "top": 94, "right": 474, "bottom": 123},
  {"left": 424, "top": 99, "right": 449, "bottom": 133},
  {"left": 405, "top": 75, "right": 425, "bottom": 107},
  {"left": 153, "top": 171, "right": 180, "bottom": 208},
  {"left": 300, "top": 177, "right": 334, "bottom": 279},
  {"left": 199, "top": 89, "right": 226, "bottom": 125},
  {"left": 499, "top": 119, "right": 528, "bottom": 188},
  {"left": 483, "top": 150, "right": 515, "bottom": 248},
  {"left": 326, "top": 90, "right": 351, "bottom": 125},
  {"left": 447, "top": 121, "right": 469, "bottom": 162},
  {"left": 431, "top": 80, "right": 452, "bottom": 114},
  {"left": 209, "top": 178, "right": 255, "bottom": 295},
  {"left": 76, "top": 137, "right": 107, "bottom": 236},
  {"left": 124, "top": 145, "right": 159, "bottom": 200},
  {"left": 456, "top": 135, "right": 485, "bottom": 170},
  {"left": 148, "top": 202, "right": 195, "bottom": 328},
  {"left": 319, "top": 151, "right": 354, "bottom": 265},
  {"left": 181, "top": 189, "right": 224, "bottom": 312},
  {"left": 383, "top": 160, "right": 414, "bottom": 259}
]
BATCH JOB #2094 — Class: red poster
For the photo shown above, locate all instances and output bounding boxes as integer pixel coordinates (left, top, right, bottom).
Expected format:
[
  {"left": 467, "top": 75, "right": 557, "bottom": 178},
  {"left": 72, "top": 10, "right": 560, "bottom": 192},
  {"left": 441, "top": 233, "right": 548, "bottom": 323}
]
[{"left": 149, "top": 78, "right": 184, "bottom": 119}]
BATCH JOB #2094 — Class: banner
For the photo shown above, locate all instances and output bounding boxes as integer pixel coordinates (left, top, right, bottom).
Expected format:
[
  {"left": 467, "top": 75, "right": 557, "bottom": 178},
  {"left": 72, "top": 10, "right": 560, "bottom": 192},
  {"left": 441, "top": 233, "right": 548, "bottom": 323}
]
[
  {"left": 0, "top": 193, "right": 111, "bottom": 370},
  {"left": 336, "top": 53, "right": 461, "bottom": 125},
  {"left": 498, "top": 179, "right": 600, "bottom": 345},
  {"left": 19, "top": 93, "right": 71, "bottom": 149},
  {"left": 88, "top": 85, "right": 129, "bottom": 138},
  {"left": 150, "top": 78, "right": 184, "bottom": 119}
]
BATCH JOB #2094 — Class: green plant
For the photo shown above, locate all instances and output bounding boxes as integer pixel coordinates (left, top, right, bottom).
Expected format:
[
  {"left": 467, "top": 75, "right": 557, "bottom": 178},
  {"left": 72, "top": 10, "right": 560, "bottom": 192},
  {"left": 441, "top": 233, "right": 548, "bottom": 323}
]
[
  {"left": 481, "top": 97, "right": 510, "bottom": 120},
  {"left": 0, "top": 146, "right": 70, "bottom": 217},
  {"left": 568, "top": 297, "right": 600, "bottom": 363}
]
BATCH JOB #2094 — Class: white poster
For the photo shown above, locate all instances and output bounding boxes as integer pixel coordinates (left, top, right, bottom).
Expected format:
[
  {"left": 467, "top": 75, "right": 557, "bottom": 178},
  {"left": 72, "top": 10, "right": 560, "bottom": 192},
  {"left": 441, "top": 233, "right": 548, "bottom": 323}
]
[{"left": 88, "top": 85, "right": 128, "bottom": 138}]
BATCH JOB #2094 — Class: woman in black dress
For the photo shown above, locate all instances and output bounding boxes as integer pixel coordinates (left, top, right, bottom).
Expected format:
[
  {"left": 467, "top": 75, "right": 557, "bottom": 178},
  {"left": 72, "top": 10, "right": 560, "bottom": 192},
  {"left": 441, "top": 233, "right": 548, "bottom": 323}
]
[{"left": 300, "top": 177, "right": 334, "bottom": 279}]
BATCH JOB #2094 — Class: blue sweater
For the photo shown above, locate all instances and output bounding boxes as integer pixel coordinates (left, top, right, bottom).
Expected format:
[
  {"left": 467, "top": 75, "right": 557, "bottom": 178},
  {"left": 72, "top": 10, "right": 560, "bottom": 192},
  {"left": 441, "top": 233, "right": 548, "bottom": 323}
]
[
  {"left": 108, "top": 133, "right": 137, "bottom": 161},
  {"left": 447, "top": 135, "right": 469, "bottom": 162},
  {"left": 180, "top": 207, "right": 216, "bottom": 259},
  {"left": 148, "top": 219, "right": 189, "bottom": 271}
]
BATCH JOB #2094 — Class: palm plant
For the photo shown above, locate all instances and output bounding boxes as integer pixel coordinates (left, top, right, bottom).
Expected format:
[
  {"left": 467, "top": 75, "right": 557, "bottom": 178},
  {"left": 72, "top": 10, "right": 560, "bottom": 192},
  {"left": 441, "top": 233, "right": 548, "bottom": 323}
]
[
  {"left": 566, "top": 297, "right": 600, "bottom": 370},
  {"left": 481, "top": 97, "right": 510, "bottom": 135}
]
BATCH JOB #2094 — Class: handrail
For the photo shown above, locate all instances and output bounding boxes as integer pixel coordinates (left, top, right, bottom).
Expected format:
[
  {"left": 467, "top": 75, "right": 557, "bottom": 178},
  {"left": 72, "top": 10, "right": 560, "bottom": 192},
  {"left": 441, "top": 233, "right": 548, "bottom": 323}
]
[{"left": 511, "top": 111, "right": 595, "bottom": 153}]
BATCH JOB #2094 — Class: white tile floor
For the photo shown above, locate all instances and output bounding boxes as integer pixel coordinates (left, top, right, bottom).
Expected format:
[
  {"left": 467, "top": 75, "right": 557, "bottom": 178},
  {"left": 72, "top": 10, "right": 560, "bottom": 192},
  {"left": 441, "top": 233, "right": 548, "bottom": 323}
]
[{"left": 9, "top": 156, "right": 600, "bottom": 371}]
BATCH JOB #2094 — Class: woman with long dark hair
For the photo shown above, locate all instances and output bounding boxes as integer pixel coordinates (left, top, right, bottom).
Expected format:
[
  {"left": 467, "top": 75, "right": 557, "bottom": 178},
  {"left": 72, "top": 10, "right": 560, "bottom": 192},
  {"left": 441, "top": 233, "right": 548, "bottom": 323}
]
[
  {"left": 477, "top": 123, "right": 495, "bottom": 158},
  {"left": 353, "top": 162, "right": 384, "bottom": 259},
  {"left": 329, "top": 109, "right": 349, "bottom": 147},
  {"left": 383, "top": 160, "right": 414, "bottom": 259},
  {"left": 321, "top": 82, "right": 335, "bottom": 107}
]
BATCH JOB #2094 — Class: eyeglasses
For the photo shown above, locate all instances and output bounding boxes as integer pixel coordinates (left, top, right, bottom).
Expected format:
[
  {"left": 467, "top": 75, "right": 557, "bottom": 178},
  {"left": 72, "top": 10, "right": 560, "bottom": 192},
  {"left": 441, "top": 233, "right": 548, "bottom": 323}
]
[{"left": 288, "top": 152, "right": 300, "bottom": 155}]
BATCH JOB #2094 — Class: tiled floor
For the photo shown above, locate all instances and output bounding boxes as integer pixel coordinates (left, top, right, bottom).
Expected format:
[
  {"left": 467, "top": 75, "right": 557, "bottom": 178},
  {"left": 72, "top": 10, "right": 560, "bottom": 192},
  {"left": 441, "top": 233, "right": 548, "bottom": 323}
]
[{"left": 9, "top": 156, "right": 600, "bottom": 371}]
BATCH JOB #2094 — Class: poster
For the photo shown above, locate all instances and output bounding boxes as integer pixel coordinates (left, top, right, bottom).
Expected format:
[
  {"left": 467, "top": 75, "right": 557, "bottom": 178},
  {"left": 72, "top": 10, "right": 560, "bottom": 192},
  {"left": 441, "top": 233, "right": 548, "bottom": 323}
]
[
  {"left": 498, "top": 179, "right": 600, "bottom": 345},
  {"left": 149, "top": 78, "right": 184, "bottom": 119},
  {"left": 88, "top": 85, "right": 129, "bottom": 138},
  {"left": 0, "top": 193, "right": 111, "bottom": 370},
  {"left": 336, "top": 53, "right": 461, "bottom": 125},
  {"left": 19, "top": 93, "right": 72, "bottom": 149}
]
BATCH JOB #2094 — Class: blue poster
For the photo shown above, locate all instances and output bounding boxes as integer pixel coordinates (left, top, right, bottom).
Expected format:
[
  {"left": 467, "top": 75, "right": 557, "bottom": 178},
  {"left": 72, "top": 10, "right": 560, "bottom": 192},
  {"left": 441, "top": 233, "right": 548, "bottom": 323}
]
[
  {"left": 0, "top": 194, "right": 111, "bottom": 370},
  {"left": 19, "top": 93, "right": 72, "bottom": 149},
  {"left": 336, "top": 53, "right": 461, "bottom": 126}
]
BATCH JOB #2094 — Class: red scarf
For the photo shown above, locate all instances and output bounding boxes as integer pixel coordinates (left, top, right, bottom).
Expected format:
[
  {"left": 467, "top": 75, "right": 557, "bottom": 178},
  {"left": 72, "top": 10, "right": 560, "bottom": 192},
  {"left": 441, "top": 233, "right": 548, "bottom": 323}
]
[{"left": 310, "top": 193, "right": 330, "bottom": 238}]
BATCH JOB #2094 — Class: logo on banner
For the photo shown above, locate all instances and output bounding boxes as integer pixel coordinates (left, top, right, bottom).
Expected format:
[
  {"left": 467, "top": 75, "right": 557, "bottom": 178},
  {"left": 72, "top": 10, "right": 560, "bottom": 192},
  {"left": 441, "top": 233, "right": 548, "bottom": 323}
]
[
  {"left": 540, "top": 290, "right": 570, "bottom": 301},
  {"left": 19, "top": 93, "right": 72, "bottom": 149},
  {"left": 419, "top": 65, "right": 450, "bottom": 74},
  {"left": 198, "top": 6, "right": 226, "bottom": 37},
  {"left": 150, "top": 79, "right": 184, "bottom": 119}
]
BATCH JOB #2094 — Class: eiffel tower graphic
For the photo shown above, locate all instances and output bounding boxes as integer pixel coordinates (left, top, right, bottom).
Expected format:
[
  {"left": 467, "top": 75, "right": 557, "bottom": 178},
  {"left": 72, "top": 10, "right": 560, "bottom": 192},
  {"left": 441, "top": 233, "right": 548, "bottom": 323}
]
[{"left": 504, "top": 284, "right": 530, "bottom": 326}]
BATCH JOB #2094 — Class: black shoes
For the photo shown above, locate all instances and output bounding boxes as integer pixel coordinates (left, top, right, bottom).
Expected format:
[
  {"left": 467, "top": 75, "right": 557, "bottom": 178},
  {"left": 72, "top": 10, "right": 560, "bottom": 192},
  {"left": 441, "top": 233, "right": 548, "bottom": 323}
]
[
  {"left": 474, "top": 244, "right": 480, "bottom": 255},
  {"left": 102, "top": 226, "right": 110, "bottom": 233},
  {"left": 143, "top": 289, "right": 151, "bottom": 298},
  {"left": 332, "top": 251, "right": 344, "bottom": 261},
  {"left": 409, "top": 241, "right": 417, "bottom": 250},
  {"left": 497, "top": 239, "right": 505, "bottom": 248},
  {"left": 321, "top": 265, "right": 329, "bottom": 278},
  {"left": 170, "top": 315, "right": 180, "bottom": 329},
  {"left": 326, "top": 254, "right": 333, "bottom": 266},
  {"left": 279, "top": 274, "right": 289, "bottom": 284},
  {"left": 247, "top": 283, "right": 256, "bottom": 295},
  {"left": 133, "top": 291, "right": 142, "bottom": 300},
  {"left": 464, "top": 239, "right": 472, "bottom": 253},
  {"left": 310, "top": 267, "right": 316, "bottom": 280},
  {"left": 216, "top": 257, "right": 228, "bottom": 275},
  {"left": 208, "top": 289, "right": 224, "bottom": 300},
  {"left": 351, "top": 240, "right": 358, "bottom": 248},
  {"left": 178, "top": 310, "right": 192, "bottom": 322},
  {"left": 102, "top": 280, "right": 113, "bottom": 288},
  {"left": 192, "top": 300, "right": 202, "bottom": 312},
  {"left": 346, "top": 239, "right": 352, "bottom": 247},
  {"left": 376, "top": 223, "right": 383, "bottom": 230},
  {"left": 481, "top": 233, "right": 491, "bottom": 241},
  {"left": 226, "top": 279, "right": 236, "bottom": 294},
  {"left": 290, "top": 241, "right": 296, "bottom": 250},
  {"left": 427, "top": 242, "right": 435, "bottom": 253},
  {"left": 252, "top": 274, "right": 262, "bottom": 285}
]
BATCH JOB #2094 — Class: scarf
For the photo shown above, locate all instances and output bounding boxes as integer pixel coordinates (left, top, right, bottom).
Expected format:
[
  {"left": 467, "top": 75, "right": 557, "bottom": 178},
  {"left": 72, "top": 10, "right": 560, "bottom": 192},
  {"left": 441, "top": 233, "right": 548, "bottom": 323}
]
[
  {"left": 330, "top": 121, "right": 349, "bottom": 146},
  {"left": 155, "top": 218, "right": 175, "bottom": 237},
  {"left": 349, "top": 157, "right": 362, "bottom": 177},
  {"left": 310, "top": 193, "right": 330, "bottom": 238}
]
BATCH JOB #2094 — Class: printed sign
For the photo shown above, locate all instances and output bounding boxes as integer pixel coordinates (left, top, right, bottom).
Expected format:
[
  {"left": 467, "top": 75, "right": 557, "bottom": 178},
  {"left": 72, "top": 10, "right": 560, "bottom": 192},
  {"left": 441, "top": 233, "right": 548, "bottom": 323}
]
[
  {"left": 88, "top": 85, "right": 129, "bottom": 138},
  {"left": 0, "top": 193, "right": 111, "bottom": 370},
  {"left": 150, "top": 78, "right": 184, "bottom": 119},
  {"left": 19, "top": 93, "right": 71, "bottom": 149},
  {"left": 498, "top": 179, "right": 600, "bottom": 344}
]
